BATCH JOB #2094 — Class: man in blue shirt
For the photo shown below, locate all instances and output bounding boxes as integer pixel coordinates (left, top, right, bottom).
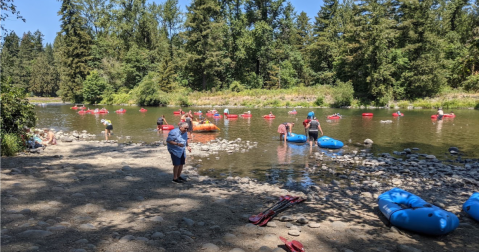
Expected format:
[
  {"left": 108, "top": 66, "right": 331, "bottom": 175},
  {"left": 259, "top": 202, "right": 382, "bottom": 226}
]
[{"left": 166, "top": 122, "right": 192, "bottom": 183}]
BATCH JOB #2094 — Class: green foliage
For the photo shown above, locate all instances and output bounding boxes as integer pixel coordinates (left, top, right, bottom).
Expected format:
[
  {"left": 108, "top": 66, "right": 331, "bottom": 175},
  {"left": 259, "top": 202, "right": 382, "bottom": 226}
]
[
  {"left": 314, "top": 96, "right": 324, "bottom": 106},
  {"left": 476, "top": 102, "right": 479, "bottom": 110},
  {"left": 396, "top": 101, "right": 410, "bottom": 109},
  {"left": 229, "top": 81, "right": 245, "bottom": 92},
  {"left": 463, "top": 75, "right": 479, "bottom": 92},
  {"left": 131, "top": 72, "right": 163, "bottom": 106},
  {"left": 1, "top": 78, "right": 37, "bottom": 156},
  {"left": 1, "top": 133, "right": 22, "bottom": 156},
  {"left": 332, "top": 81, "right": 354, "bottom": 107},
  {"left": 83, "top": 70, "right": 107, "bottom": 104},
  {"left": 177, "top": 96, "right": 191, "bottom": 107}
]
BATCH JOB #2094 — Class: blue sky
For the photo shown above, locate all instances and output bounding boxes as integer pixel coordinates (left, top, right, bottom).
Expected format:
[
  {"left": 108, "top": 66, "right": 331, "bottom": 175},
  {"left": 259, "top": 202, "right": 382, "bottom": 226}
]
[{"left": 3, "top": 0, "right": 322, "bottom": 45}]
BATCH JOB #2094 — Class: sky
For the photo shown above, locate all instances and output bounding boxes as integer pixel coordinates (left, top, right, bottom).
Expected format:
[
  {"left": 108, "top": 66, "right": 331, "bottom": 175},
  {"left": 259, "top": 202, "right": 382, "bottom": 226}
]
[{"left": 2, "top": 0, "right": 323, "bottom": 45}]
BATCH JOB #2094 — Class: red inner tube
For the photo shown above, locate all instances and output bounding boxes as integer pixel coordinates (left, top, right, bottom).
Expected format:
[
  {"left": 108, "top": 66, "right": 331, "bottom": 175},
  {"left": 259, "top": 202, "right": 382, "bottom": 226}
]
[
  {"left": 327, "top": 116, "right": 340, "bottom": 119},
  {"left": 263, "top": 115, "right": 276, "bottom": 118},
  {"left": 362, "top": 113, "right": 373, "bottom": 116},
  {"left": 392, "top": 113, "right": 403, "bottom": 116},
  {"left": 139, "top": 109, "right": 147, "bottom": 112},
  {"left": 241, "top": 114, "right": 252, "bottom": 117},
  {"left": 227, "top": 114, "right": 238, "bottom": 118},
  {"left": 288, "top": 111, "right": 297, "bottom": 114},
  {"left": 161, "top": 125, "right": 174, "bottom": 130},
  {"left": 116, "top": 110, "right": 126, "bottom": 113}
]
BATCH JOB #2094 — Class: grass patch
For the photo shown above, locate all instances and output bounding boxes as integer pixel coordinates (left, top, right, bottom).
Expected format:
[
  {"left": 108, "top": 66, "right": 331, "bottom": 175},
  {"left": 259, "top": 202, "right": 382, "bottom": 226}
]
[{"left": 1, "top": 133, "right": 23, "bottom": 156}]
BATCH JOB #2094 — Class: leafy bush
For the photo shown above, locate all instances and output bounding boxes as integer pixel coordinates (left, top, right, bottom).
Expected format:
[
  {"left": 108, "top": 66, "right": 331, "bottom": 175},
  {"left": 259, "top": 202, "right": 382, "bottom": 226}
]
[
  {"left": 1, "top": 133, "right": 22, "bottom": 156},
  {"left": 397, "top": 101, "right": 410, "bottom": 108},
  {"left": 131, "top": 72, "right": 162, "bottom": 106},
  {"left": 332, "top": 81, "right": 354, "bottom": 107},
  {"left": 229, "top": 81, "right": 245, "bottom": 92},
  {"left": 1, "top": 79, "right": 36, "bottom": 156},
  {"left": 475, "top": 102, "right": 479, "bottom": 110},
  {"left": 83, "top": 70, "right": 107, "bottom": 104},
  {"left": 464, "top": 75, "right": 479, "bottom": 92},
  {"left": 314, "top": 96, "right": 324, "bottom": 106},
  {"left": 177, "top": 96, "right": 191, "bottom": 107}
]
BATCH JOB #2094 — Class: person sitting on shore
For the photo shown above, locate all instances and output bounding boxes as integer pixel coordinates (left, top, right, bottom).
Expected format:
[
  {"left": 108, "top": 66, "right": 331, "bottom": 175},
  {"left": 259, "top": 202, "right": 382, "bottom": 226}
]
[
  {"left": 42, "top": 128, "right": 57, "bottom": 146},
  {"left": 31, "top": 129, "right": 45, "bottom": 149}
]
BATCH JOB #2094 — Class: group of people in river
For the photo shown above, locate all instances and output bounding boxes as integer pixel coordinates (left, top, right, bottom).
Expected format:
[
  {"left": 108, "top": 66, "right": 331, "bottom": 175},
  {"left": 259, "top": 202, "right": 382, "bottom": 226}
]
[
  {"left": 436, "top": 108, "right": 455, "bottom": 120},
  {"left": 279, "top": 111, "right": 324, "bottom": 149}
]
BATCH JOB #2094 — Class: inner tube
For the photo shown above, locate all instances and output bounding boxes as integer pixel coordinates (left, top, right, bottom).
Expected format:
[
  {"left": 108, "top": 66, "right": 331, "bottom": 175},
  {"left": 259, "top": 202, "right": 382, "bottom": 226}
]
[
  {"left": 213, "top": 114, "right": 222, "bottom": 118},
  {"left": 263, "top": 115, "right": 276, "bottom": 118},
  {"left": 78, "top": 110, "right": 88, "bottom": 114},
  {"left": 317, "top": 136, "right": 344, "bottom": 149},
  {"left": 173, "top": 111, "right": 185, "bottom": 115},
  {"left": 79, "top": 107, "right": 86, "bottom": 110},
  {"left": 378, "top": 187, "right": 459, "bottom": 235},
  {"left": 139, "top": 108, "right": 147, "bottom": 112},
  {"left": 241, "top": 114, "right": 252, "bottom": 117},
  {"left": 71, "top": 107, "right": 79, "bottom": 110},
  {"left": 286, "top": 133, "right": 307, "bottom": 143},
  {"left": 194, "top": 112, "right": 202, "bottom": 115},
  {"left": 392, "top": 113, "right": 403, "bottom": 116},
  {"left": 206, "top": 113, "right": 214, "bottom": 116},
  {"left": 192, "top": 122, "right": 220, "bottom": 132},
  {"left": 116, "top": 110, "right": 126, "bottom": 113},
  {"left": 288, "top": 111, "right": 297, "bottom": 114},
  {"left": 327, "top": 116, "right": 341, "bottom": 119},
  {"left": 463, "top": 192, "right": 479, "bottom": 222},
  {"left": 161, "top": 125, "right": 174, "bottom": 130},
  {"left": 226, "top": 114, "right": 238, "bottom": 118},
  {"left": 94, "top": 110, "right": 108, "bottom": 114},
  {"left": 444, "top": 114, "right": 455, "bottom": 118},
  {"left": 362, "top": 113, "right": 373, "bottom": 116}
]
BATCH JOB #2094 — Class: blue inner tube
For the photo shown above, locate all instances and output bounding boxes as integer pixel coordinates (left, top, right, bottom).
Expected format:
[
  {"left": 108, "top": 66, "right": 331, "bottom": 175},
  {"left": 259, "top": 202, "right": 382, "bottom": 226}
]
[
  {"left": 286, "top": 133, "right": 307, "bottom": 143},
  {"left": 463, "top": 192, "right": 479, "bottom": 222},
  {"left": 378, "top": 187, "right": 459, "bottom": 235},
  {"left": 317, "top": 136, "right": 343, "bottom": 149}
]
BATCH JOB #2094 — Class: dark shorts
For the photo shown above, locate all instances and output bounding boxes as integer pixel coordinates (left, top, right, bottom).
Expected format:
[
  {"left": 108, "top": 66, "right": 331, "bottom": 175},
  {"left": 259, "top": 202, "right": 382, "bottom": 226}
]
[
  {"left": 106, "top": 125, "right": 113, "bottom": 130},
  {"left": 170, "top": 152, "right": 185, "bottom": 166},
  {"left": 437, "top": 115, "right": 443, "bottom": 120},
  {"left": 157, "top": 122, "right": 163, "bottom": 126},
  {"left": 309, "top": 131, "right": 318, "bottom": 141}
]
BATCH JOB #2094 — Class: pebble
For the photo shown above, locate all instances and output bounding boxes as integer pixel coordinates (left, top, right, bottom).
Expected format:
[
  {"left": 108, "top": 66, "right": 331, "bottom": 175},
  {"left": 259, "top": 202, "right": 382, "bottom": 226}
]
[
  {"left": 223, "top": 233, "right": 236, "bottom": 241},
  {"left": 229, "top": 249, "right": 246, "bottom": 252},
  {"left": 75, "top": 239, "right": 89, "bottom": 244},
  {"left": 266, "top": 221, "right": 277, "bottom": 227},
  {"left": 263, "top": 234, "right": 277, "bottom": 241},
  {"left": 78, "top": 223, "right": 96, "bottom": 230},
  {"left": 308, "top": 222, "right": 320, "bottom": 228},
  {"left": 201, "top": 243, "right": 220, "bottom": 252},
  {"left": 71, "top": 249, "right": 87, "bottom": 252},
  {"left": 119, "top": 235, "right": 136, "bottom": 243},
  {"left": 151, "top": 232, "right": 165, "bottom": 239},
  {"left": 288, "top": 230, "right": 301, "bottom": 236},
  {"left": 279, "top": 215, "right": 293, "bottom": 222},
  {"left": 18, "top": 230, "right": 53, "bottom": 238},
  {"left": 150, "top": 216, "right": 164, "bottom": 222},
  {"left": 183, "top": 217, "right": 195, "bottom": 226},
  {"left": 135, "top": 236, "right": 149, "bottom": 241},
  {"left": 297, "top": 217, "right": 309, "bottom": 224},
  {"left": 397, "top": 244, "right": 422, "bottom": 252},
  {"left": 257, "top": 246, "right": 273, "bottom": 252}
]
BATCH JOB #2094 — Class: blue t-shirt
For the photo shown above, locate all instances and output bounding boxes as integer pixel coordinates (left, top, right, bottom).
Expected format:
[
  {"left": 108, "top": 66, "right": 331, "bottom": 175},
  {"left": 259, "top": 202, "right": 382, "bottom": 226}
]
[{"left": 166, "top": 128, "right": 188, "bottom": 158}]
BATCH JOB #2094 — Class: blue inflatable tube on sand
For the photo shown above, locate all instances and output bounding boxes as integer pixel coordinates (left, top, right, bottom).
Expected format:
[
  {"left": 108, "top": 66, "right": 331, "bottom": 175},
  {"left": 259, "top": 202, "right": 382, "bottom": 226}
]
[
  {"left": 317, "top": 136, "right": 344, "bottom": 149},
  {"left": 286, "top": 133, "right": 307, "bottom": 143},
  {"left": 378, "top": 188, "right": 459, "bottom": 235},
  {"left": 463, "top": 192, "right": 479, "bottom": 222}
]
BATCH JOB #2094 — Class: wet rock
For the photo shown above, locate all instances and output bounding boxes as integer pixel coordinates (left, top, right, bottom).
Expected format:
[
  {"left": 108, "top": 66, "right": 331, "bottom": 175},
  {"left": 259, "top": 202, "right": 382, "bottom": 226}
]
[
  {"left": 18, "top": 230, "right": 53, "bottom": 238},
  {"left": 426, "top": 155, "right": 436, "bottom": 159},
  {"left": 202, "top": 243, "right": 220, "bottom": 252},
  {"left": 364, "top": 139, "right": 374, "bottom": 145}
]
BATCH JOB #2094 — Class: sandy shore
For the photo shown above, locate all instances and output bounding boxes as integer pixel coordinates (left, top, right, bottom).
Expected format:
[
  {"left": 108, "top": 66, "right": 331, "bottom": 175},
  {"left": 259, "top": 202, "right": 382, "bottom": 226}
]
[{"left": 1, "top": 139, "right": 479, "bottom": 252}]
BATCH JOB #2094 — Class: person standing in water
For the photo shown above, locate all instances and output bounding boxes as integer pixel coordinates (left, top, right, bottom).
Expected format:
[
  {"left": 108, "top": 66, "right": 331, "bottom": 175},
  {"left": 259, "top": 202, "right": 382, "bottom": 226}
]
[
  {"left": 157, "top": 115, "right": 168, "bottom": 132},
  {"left": 101, "top": 119, "right": 113, "bottom": 141},
  {"left": 306, "top": 117, "right": 323, "bottom": 149}
]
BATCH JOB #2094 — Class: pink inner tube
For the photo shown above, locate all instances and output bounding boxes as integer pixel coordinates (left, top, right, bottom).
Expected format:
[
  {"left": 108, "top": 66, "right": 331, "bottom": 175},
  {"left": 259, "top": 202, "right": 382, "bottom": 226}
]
[
  {"left": 194, "top": 112, "right": 202, "bottom": 115},
  {"left": 116, "top": 110, "right": 126, "bottom": 113},
  {"left": 327, "top": 116, "right": 340, "bottom": 119},
  {"left": 392, "top": 113, "right": 403, "bottom": 116},
  {"left": 226, "top": 114, "right": 238, "bottom": 118},
  {"left": 444, "top": 114, "right": 455, "bottom": 118},
  {"left": 139, "top": 109, "right": 147, "bottom": 112},
  {"left": 362, "top": 113, "right": 373, "bottom": 116},
  {"left": 206, "top": 113, "right": 214, "bottom": 116},
  {"left": 162, "top": 125, "right": 174, "bottom": 130},
  {"left": 241, "top": 114, "right": 252, "bottom": 117},
  {"left": 78, "top": 111, "right": 88, "bottom": 114},
  {"left": 94, "top": 110, "right": 108, "bottom": 114},
  {"left": 288, "top": 111, "right": 297, "bottom": 114},
  {"left": 173, "top": 111, "right": 185, "bottom": 115},
  {"left": 263, "top": 115, "right": 276, "bottom": 118},
  {"left": 79, "top": 107, "right": 86, "bottom": 110}
]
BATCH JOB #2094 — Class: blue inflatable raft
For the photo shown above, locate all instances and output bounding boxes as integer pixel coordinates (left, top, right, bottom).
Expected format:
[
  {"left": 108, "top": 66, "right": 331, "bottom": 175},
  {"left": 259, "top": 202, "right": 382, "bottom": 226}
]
[
  {"left": 286, "top": 133, "right": 307, "bottom": 143},
  {"left": 463, "top": 192, "right": 479, "bottom": 222},
  {"left": 378, "top": 188, "right": 459, "bottom": 235},
  {"left": 317, "top": 136, "right": 344, "bottom": 149}
]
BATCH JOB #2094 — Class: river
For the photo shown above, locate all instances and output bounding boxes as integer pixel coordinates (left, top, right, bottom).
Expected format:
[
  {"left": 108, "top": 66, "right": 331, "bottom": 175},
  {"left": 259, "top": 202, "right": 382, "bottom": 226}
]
[{"left": 35, "top": 105, "right": 479, "bottom": 187}]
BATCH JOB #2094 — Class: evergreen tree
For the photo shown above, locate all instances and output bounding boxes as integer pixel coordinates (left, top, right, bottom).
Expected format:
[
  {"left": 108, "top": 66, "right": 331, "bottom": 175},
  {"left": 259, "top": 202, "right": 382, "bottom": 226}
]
[{"left": 57, "top": 0, "right": 93, "bottom": 102}]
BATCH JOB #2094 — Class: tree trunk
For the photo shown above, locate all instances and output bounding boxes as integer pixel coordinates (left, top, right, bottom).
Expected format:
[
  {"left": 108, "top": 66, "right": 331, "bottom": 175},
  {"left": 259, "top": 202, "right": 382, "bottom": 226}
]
[{"left": 202, "top": 72, "right": 206, "bottom": 90}]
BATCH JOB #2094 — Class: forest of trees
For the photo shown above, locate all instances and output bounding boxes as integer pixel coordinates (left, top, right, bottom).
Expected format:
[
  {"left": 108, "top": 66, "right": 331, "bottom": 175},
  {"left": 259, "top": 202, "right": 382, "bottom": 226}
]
[{"left": 1, "top": 0, "right": 479, "bottom": 106}]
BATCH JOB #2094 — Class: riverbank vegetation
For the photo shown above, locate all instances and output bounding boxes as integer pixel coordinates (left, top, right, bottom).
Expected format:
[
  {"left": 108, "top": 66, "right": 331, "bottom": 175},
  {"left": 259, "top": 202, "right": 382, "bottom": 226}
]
[{"left": 2, "top": 0, "right": 479, "bottom": 108}]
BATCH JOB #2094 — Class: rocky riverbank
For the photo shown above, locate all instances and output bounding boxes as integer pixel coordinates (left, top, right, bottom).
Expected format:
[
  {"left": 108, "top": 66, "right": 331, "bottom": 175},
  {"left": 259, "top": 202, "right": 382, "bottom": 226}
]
[{"left": 1, "top": 133, "right": 479, "bottom": 252}]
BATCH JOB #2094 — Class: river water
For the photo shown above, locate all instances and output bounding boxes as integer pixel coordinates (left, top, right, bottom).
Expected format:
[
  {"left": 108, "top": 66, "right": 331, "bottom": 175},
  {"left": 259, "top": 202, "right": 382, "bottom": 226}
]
[{"left": 35, "top": 105, "right": 479, "bottom": 186}]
